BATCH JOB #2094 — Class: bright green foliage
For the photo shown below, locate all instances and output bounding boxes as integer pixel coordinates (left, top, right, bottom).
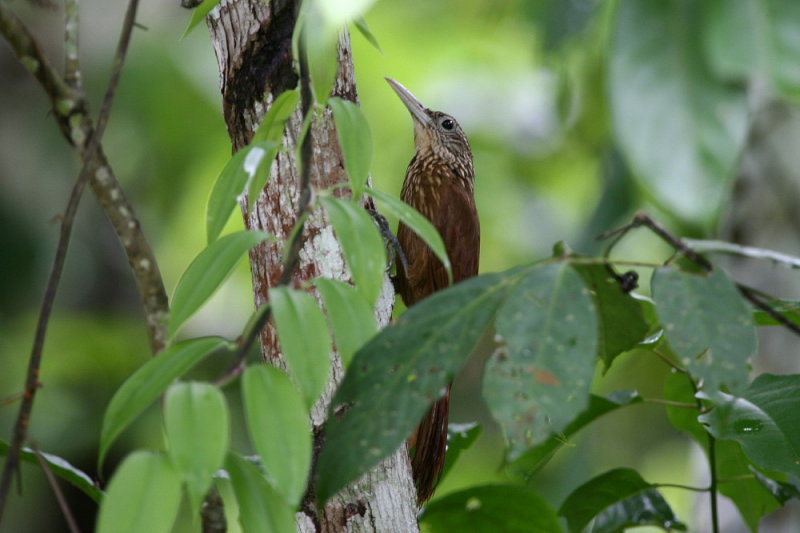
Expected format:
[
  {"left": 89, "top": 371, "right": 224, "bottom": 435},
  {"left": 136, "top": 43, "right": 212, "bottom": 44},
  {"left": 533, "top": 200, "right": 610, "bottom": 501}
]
[
  {"left": 269, "top": 286, "right": 332, "bottom": 407},
  {"left": 558, "top": 468, "right": 686, "bottom": 533},
  {"left": 164, "top": 382, "right": 229, "bottom": 515},
  {"left": 225, "top": 453, "right": 295, "bottom": 533},
  {"left": 168, "top": 230, "right": 270, "bottom": 339},
  {"left": 329, "top": 97, "right": 372, "bottom": 202},
  {"left": 485, "top": 263, "right": 598, "bottom": 460},
  {"left": 315, "top": 277, "right": 377, "bottom": 366},
  {"left": 251, "top": 89, "right": 300, "bottom": 145},
  {"left": 652, "top": 267, "right": 757, "bottom": 392},
  {"left": 242, "top": 365, "right": 311, "bottom": 506},
  {"left": 182, "top": 0, "right": 223, "bottom": 37},
  {"left": 99, "top": 337, "right": 228, "bottom": 468},
  {"left": 96, "top": 452, "right": 182, "bottom": 533},
  {"left": 320, "top": 196, "right": 386, "bottom": 305},
  {"left": 421, "top": 484, "right": 563, "bottom": 533}
]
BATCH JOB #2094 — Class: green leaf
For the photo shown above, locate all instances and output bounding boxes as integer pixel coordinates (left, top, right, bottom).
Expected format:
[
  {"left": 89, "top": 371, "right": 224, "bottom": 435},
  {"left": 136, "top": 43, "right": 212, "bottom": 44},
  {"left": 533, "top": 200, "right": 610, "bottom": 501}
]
[
  {"left": 440, "top": 423, "right": 482, "bottom": 483},
  {"left": 652, "top": 267, "right": 756, "bottom": 393},
  {"left": 421, "top": 484, "right": 563, "bottom": 533},
  {"left": 610, "top": 0, "right": 748, "bottom": 223},
  {"left": 206, "top": 142, "right": 281, "bottom": 243},
  {"left": 328, "top": 97, "right": 372, "bottom": 202},
  {"left": 297, "top": 4, "right": 339, "bottom": 102},
  {"left": 752, "top": 299, "right": 800, "bottom": 327},
  {"left": 315, "top": 278, "right": 377, "bottom": 367},
  {"left": 225, "top": 453, "right": 295, "bottom": 533},
  {"left": 96, "top": 452, "right": 182, "bottom": 533},
  {"left": 99, "top": 337, "right": 228, "bottom": 468},
  {"left": 0, "top": 440, "right": 102, "bottom": 502},
  {"left": 484, "top": 263, "right": 597, "bottom": 460},
  {"left": 269, "top": 286, "right": 331, "bottom": 407},
  {"left": 182, "top": 0, "right": 222, "bottom": 38},
  {"left": 366, "top": 186, "right": 452, "bottom": 282},
  {"left": 507, "top": 391, "right": 642, "bottom": 478},
  {"left": 316, "top": 271, "right": 512, "bottom": 504},
  {"left": 214, "top": 475, "right": 242, "bottom": 533},
  {"left": 251, "top": 89, "right": 299, "bottom": 145},
  {"left": 242, "top": 365, "right": 311, "bottom": 506},
  {"left": 164, "top": 382, "right": 229, "bottom": 515},
  {"left": 699, "top": 374, "right": 800, "bottom": 477},
  {"left": 352, "top": 17, "right": 382, "bottom": 53},
  {"left": 320, "top": 196, "right": 386, "bottom": 305},
  {"left": 573, "top": 263, "right": 649, "bottom": 369},
  {"left": 168, "top": 231, "right": 270, "bottom": 339},
  {"left": 558, "top": 468, "right": 686, "bottom": 533},
  {"left": 749, "top": 466, "right": 800, "bottom": 506}
]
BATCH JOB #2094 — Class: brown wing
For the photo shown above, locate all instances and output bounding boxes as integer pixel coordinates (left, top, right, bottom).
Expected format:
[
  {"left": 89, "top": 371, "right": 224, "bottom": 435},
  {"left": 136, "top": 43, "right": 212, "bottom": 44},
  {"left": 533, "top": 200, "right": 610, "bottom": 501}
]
[{"left": 396, "top": 180, "right": 479, "bottom": 307}]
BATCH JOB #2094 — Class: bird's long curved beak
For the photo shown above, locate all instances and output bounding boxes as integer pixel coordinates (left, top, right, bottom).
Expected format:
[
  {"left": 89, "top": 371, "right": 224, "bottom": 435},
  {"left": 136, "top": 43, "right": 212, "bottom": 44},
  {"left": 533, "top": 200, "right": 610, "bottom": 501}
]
[{"left": 385, "top": 77, "right": 432, "bottom": 127}]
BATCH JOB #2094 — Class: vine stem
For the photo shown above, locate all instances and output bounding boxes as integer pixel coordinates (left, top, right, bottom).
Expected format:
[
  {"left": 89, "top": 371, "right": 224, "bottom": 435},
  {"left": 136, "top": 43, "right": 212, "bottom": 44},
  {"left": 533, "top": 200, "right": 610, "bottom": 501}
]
[{"left": 0, "top": 0, "right": 141, "bottom": 520}]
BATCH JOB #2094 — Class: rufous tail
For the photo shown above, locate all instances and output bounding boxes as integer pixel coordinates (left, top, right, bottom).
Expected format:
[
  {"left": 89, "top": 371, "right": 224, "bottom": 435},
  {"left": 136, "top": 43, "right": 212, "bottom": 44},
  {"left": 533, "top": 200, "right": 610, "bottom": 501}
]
[{"left": 409, "top": 386, "right": 450, "bottom": 503}]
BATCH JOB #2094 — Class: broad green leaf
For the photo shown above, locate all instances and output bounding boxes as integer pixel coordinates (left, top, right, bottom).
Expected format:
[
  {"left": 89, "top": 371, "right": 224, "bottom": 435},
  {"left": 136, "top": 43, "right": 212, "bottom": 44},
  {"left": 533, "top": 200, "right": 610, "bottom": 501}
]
[
  {"left": 0, "top": 440, "right": 102, "bottom": 502},
  {"left": 214, "top": 476, "right": 242, "bottom": 533},
  {"left": 610, "top": 0, "right": 748, "bottom": 223},
  {"left": 749, "top": 466, "right": 800, "bottom": 506},
  {"left": 507, "top": 391, "right": 642, "bottom": 478},
  {"left": 320, "top": 196, "right": 386, "bottom": 305},
  {"left": 353, "top": 17, "right": 382, "bottom": 53},
  {"left": 664, "top": 372, "right": 780, "bottom": 531},
  {"left": 421, "top": 484, "right": 563, "bottom": 533},
  {"left": 297, "top": 3, "right": 339, "bottom": 102},
  {"left": 99, "top": 337, "right": 228, "bottom": 468},
  {"left": 206, "top": 141, "right": 280, "bottom": 243},
  {"left": 484, "top": 263, "right": 597, "bottom": 460},
  {"left": 704, "top": 0, "right": 800, "bottom": 102},
  {"left": 168, "top": 231, "right": 270, "bottom": 339},
  {"left": 164, "top": 382, "right": 230, "bottom": 514},
  {"left": 753, "top": 299, "right": 800, "bottom": 327},
  {"left": 251, "top": 89, "right": 299, "bottom": 145},
  {"left": 242, "top": 365, "right": 311, "bottom": 506},
  {"left": 316, "top": 271, "right": 512, "bottom": 504},
  {"left": 315, "top": 277, "right": 377, "bottom": 367},
  {"left": 699, "top": 374, "right": 800, "bottom": 477},
  {"left": 182, "top": 0, "right": 222, "bottom": 38},
  {"left": 269, "top": 286, "right": 331, "bottom": 407},
  {"left": 573, "top": 263, "right": 649, "bottom": 369},
  {"left": 328, "top": 97, "right": 372, "bottom": 202},
  {"left": 225, "top": 453, "right": 295, "bottom": 533},
  {"left": 440, "top": 423, "right": 482, "bottom": 483},
  {"left": 96, "top": 452, "right": 182, "bottom": 533},
  {"left": 366, "top": 186, "right": 452, "bottom": 282},
  {"left": 652, "top": 267, "right": 756, "bottom": 393},
  {"left": 558, "top": 468, "right": 686, "bottom": 533}
]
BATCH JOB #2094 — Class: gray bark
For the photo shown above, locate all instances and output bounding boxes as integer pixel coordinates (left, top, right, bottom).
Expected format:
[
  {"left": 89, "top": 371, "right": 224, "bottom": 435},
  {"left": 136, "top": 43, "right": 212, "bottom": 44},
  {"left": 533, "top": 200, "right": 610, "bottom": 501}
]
[{"left": 206, "top": 1, "right": 419, "bottom": 530}]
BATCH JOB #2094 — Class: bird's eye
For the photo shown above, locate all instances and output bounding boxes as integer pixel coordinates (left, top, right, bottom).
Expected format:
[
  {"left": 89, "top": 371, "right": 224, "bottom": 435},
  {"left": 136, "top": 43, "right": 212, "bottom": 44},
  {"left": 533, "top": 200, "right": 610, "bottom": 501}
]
[{"left": 441, "top": 118, "right": 455, "bottom": 131}]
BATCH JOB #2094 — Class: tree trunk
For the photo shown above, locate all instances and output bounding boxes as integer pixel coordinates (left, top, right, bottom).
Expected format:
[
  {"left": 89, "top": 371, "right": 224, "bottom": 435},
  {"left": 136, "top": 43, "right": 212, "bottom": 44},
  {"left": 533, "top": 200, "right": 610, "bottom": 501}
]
[{"left": 206, "top": 1, "right": 419, "bottom": 530}]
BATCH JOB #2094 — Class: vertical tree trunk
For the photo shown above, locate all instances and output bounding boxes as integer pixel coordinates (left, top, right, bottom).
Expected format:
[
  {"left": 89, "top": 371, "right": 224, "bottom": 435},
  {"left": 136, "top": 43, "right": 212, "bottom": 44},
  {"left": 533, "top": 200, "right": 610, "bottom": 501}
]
[{"left": 206, "top": 1, "right": 419, "bottom": 530}]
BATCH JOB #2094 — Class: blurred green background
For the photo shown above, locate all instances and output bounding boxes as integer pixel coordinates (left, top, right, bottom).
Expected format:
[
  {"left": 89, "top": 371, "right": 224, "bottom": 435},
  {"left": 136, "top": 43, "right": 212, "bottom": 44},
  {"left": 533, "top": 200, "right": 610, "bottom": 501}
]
[{"left": 2, "top": 0, "right": 800, "bottom": 531}]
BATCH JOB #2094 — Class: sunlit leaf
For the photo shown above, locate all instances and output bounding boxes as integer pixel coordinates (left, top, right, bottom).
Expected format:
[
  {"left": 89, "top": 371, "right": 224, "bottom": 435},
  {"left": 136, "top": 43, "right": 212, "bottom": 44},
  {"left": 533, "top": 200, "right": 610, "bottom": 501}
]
[
  {"left": 164, "top": 382, "right": 229, "bottom": 514},
  {"left": 353, "top": 17, "right": 382, "bottom": 53},
  {"left": 99, "top": 337, "right": 228, "bottom": 468},
  {"left": 297, "top": 4, "right": 339, "bottom": 103},
  {"left": 320, "top": 196, "right": 386, "bottom": 305},
  {"left": 610, "top": 0, "right": 748, "bottom": 223},
  {"left": 206, "top": 142, "right": 280, "bottom": 243},
  {"left": 652, "top": 267, "right": 756, "bottom": 392},
  {"left": 421, "top": 484, "right": 563, "bottom": 533},
  {"left": 242, "top": 365, "right": 311, "bottom": 506},
  {"left": 440, "top": 423, "right": 481, "bottom": 483},
  {"left": 366, "top": 186, "right": 452, "bottom": 282},
  {"left": 329, "top": 97, "right": 372, "bottom": 202},
  {"left": 507, "top": 391, "right": 642, "bottom": 478},
  {"left": 168, "top": 231, "right": 270, "bottom": 339},
  {"left": 316, "top": 271, "right": 512, "bottom": 504},
  {"left": 269, "top": 286, "right": 331, "bottom": 407},
  {"left": 484, "top": 263, "right": 597, "bottom": 460},
  {"left": 315, "top": 277, "right": 377, "bottom": 367},
  {"left": 182, "top": 0, "right": 222, "bottom": 38},
  {"left": 0, "top": 440, "right": 102, "bottom": 502},
  {"left": 96, "top": 452, "right": 182, "bottom": 533},
  {"left": 225, "top": 453, "right": 295, "bottom": 533},
  {"left": 558, "top": 468, "right": 686, "bottom": 533}
]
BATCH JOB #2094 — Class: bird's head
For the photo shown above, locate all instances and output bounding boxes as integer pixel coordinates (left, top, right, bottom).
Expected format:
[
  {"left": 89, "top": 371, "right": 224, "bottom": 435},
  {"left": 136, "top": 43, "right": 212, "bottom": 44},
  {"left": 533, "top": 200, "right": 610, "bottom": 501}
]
[{"left": 385, "top": 78, "right": 471, "bottom": 167}]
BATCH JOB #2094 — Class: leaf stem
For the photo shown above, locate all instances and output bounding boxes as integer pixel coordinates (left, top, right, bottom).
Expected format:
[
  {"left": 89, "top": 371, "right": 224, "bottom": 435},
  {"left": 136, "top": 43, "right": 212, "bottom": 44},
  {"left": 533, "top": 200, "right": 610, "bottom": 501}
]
[
  {"left": 642, "top": 398, "right": 698, "bottom": 409},
  {"left": 654, "top": 482, "right": 709, "bottom": 493}
]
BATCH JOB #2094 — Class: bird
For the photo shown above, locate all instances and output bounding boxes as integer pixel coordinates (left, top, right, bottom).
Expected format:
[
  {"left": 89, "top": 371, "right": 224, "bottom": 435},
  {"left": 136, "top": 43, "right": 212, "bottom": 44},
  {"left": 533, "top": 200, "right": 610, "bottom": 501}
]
[{"left": 385, "top": 77, "right": 480, "bottom": 503}]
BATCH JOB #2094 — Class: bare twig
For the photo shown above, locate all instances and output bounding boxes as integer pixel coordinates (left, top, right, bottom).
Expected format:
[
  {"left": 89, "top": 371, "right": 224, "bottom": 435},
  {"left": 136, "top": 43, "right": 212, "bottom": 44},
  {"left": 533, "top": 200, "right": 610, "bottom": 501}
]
[
  {"left": 737, "top": 285, "right": 800, "bottom": 337},
  {"left": 63, "top": 0, "right": 81, "bottom": 90},
  {"left": 30, "top": 442, "right": 81, "bottom": 533},
  {"left": 0, "top": 0, "right": 142, "bottom": 519}
]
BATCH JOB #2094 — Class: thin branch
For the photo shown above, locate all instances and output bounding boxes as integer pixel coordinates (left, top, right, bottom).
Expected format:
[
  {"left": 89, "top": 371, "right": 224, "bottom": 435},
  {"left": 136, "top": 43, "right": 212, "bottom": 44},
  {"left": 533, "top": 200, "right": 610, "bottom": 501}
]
[
  {"left": 642, "top": 398, "right": 698, "bottom": 409},
  {"left": 683, "top": 239, "right": 800, "bottom": 269},
  {"left": 654, "top": 482, "right": 710, "bottom": 493},
  {"left": 738, "top": 285, "right": 800, "bottom": 337},
  {"left": 30, "top": 442, "right": 81, "bottom": 533},
  {"left": 0, "top": 0, "right": 142, "bottom": 519},
  {"left": 63, "top": 0, "right": 81, "bottom": 90}
]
